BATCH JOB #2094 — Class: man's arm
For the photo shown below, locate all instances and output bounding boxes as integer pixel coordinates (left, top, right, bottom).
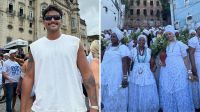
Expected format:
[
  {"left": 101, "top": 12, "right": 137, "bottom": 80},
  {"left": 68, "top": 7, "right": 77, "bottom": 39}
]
[
  {"left": 20, "top": 52, "right": 34, "bottom": 112},
  {"left": 77, "top": 43, "right": 98, "bottom": 110}
]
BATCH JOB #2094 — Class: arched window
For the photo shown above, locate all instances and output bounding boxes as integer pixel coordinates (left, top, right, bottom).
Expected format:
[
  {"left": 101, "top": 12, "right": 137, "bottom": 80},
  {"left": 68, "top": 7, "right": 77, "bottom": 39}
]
[{"left": 9, "top": 3, "right": 13, "bottom": 13}]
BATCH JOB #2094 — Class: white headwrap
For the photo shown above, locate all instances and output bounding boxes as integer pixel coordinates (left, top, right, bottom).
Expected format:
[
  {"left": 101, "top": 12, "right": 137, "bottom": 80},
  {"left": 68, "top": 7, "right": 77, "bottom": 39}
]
[
  {"left": 195, "top": 22, "right": 200, "bottom": 30},
  {"left": 164, "top": 25, "right": 175, "bottom": 35},
  {"left": 111, "top": 27, "right": 124, "bottom": 40},
  {"left": 189, "top": 29, "right": 196, "bottom": 35},
  {"left": 137, "top": 34, "right": 148, "bottom": 47},
  {"left": 143, "top": 29, "right": 150, "bottom": 35}
]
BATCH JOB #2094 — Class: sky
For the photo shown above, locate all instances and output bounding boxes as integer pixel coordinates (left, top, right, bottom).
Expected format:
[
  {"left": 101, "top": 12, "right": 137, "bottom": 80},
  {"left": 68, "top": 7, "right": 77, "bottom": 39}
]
[{"left": 78, "top": 0, "right": 99, "bottom": 36}]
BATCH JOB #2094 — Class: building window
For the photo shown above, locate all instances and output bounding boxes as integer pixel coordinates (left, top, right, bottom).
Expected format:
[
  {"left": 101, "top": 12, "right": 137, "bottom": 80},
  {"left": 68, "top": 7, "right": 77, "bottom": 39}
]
[
  {"left": 29, "top": 0, "right": 32, "bottom": 6},
  {"left": 130, "top": 9, "right": 133, "bottom": 15},
  {"left": 157, "top": 1, "right": 160, "bottom": 6},
  {"left": 130, "top": 0, "right": 134, "bottom": 6},
  {"left": 150, "top": 10, "right": 154, "bottom": 16},
  {"left": 143, "top": 9, "right": 147, "bottom": 16},
  {"left": 19, "top": 7, "right": 23, "bottom": 16},
  {"left": 71, "top": 18, "right": 76, "bottom": 29},
  {"left": 185, "top": 0, "right": 189, "bottom": 6},
  {"left": 7, "top": 37, "right": 12, "bottom": 43},
  {"left": 143, "top": 0, "right": 147, "bottom": 6},
  {"left": 136, "top": 0, "right": 140, "bottom": 6},
  {"left": 103, "top": 6, "right": 108, "bottom": 13},
  {"left": 41, "top": 4, "right": 47, "bottom": 16},
  {"left": 150, "top": 1, "right": 153, "bottom": 6},
  {"left": 156, "top": 10, "right": 160, "bottom": 18},
  {"left": 137, "top": 9, "right": 140, "bottom": 15},
  {"left": 9, "top": 3, "right": 13, "bottom": 13},
  {"left": 29, "top": 22, "right": 32, "bottom": 28},
  {"left": 29, "top": 11, "right": 33, "bottom": 18}
]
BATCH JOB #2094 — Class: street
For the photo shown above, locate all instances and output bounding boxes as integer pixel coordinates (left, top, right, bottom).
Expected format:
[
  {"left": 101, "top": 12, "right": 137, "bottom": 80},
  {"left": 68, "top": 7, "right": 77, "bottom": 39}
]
[{"left": 0, "top": 98, "right": 20, "bottom": 112}]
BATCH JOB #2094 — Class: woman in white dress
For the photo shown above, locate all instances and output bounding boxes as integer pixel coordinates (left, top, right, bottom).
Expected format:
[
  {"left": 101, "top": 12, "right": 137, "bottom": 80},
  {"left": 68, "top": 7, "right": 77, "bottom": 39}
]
[
  {"left": 128, "top": 34, "right": 159, "bottom": 112},
  {"left": 188, "top": 24, "right": 200, "bottom": 111},
  {"left": 159, "top": 25, "right": 194, "bottom": 112},
  {"left": 101, "top": 27, "right": 130, "bottom": 112}
]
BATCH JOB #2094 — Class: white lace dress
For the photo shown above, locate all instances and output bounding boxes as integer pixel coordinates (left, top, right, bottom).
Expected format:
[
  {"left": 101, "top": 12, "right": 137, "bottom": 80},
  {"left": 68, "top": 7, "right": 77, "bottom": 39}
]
[
  {"left": 128, "top": 47, "right": 159, "bottom": 112},
  {"left": 159, "top": 41, "right": 194, "bottom": 112},
  {"left": 101, "top": 44, "right": 130, "bottom": 112},
  {"left": 188, "top": 36, "right": 200, "bottom": 109}
]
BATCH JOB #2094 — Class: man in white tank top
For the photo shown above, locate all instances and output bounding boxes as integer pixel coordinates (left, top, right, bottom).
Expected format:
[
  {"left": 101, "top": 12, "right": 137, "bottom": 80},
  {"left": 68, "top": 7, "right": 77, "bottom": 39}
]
[{"left": 20, "top": 5, "right": 98, "bottom": 112}]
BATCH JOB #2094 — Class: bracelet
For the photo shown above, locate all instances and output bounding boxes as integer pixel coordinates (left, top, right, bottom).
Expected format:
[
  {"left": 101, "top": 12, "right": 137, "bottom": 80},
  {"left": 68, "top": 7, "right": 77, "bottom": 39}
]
[
  {"left": 123, "top": 75, "right": 128, "bottom": 79},
  {"left": 90, "top": 105, "right": 99, "bottom": 110}
]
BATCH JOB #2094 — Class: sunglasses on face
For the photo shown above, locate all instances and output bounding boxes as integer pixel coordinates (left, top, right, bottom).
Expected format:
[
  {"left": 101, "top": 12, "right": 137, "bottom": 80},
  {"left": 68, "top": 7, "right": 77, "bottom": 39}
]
[{"left": 44, "top": 15, "right": 61, "bottom": 21}]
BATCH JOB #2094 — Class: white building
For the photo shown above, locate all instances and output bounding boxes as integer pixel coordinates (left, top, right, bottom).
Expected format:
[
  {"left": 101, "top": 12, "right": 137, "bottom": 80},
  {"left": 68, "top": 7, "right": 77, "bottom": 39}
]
[{"left": 101, "top": 0, "right": 125, "bottom": 30}]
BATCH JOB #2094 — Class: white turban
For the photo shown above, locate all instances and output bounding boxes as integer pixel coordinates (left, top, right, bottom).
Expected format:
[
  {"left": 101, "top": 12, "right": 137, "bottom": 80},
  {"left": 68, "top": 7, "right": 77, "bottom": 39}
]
[
  {"left": 104, "top": 34, "right": 110, "bottom": 40},
  {"left": 195, "top": 22, "right": 200, "bottom": 30},
  {"left": 137, "top": 34, "right": 148, "bottom": 47},
  {"left": 143, "top": 29, "right": 150, "bottom": 35},
  {"left": 164, "top": 25, "right": 175, "bottom": 35},
  {"left": 189, "top": 29, "right": 196, "bottom": 35},
  {"left": 111, "top": 27, "right": 124, "bottom": 41}
]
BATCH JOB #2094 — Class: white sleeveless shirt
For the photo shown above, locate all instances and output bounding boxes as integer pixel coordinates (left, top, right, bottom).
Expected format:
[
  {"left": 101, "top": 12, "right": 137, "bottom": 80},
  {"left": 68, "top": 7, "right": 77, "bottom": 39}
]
[{"left": 30, "top": 34, "right": 87, "bottom": 112}]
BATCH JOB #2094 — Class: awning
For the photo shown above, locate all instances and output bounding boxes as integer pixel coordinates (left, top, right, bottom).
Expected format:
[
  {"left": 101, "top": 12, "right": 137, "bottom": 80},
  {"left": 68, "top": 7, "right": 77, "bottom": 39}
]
[{"left": 4, "top": 39, "right": 28, "bottom": 49}]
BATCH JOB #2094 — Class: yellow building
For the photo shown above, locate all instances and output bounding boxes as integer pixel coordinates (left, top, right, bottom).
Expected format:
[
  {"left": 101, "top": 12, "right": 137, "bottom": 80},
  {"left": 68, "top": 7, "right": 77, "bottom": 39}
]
[{"left": 0, "top": 0, "right": 86, "bottom": 48}]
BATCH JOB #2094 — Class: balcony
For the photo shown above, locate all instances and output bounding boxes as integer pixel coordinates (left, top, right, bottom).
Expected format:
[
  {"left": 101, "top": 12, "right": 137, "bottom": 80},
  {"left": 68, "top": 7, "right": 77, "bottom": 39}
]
[
  {"left": 6, "top": 8, "right": 16, "bottom": 17},
  {"left": 18, "top": 12, "right": 26, "bottom": 19}
]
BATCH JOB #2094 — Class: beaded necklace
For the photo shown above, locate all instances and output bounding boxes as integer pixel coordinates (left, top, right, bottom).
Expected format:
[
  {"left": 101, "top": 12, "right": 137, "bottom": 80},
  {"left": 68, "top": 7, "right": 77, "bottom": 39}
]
[{"left": 137, "top": 47, "right": 147, "bottom": 63}]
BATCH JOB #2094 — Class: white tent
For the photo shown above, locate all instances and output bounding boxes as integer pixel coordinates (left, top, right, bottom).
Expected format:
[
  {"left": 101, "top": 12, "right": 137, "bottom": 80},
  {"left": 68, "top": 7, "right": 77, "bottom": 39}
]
[{"left": 4, "top": 39, "right": 28, "bottom": 49}]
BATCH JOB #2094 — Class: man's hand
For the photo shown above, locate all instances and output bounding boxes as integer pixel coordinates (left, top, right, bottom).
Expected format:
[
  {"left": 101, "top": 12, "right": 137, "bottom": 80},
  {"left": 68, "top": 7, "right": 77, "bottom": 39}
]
[
  {"left": 121, "top": 76, "right": 128, "bottom": 88},
  {"left": 192, "top": 67, "right": 198, "bottom": 76}
]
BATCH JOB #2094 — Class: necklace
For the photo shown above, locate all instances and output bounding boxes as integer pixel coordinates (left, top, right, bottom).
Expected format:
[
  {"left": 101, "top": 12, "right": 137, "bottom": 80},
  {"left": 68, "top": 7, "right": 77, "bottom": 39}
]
[{"left": 137, "top": 47, "right": 147, "bottom": 63}]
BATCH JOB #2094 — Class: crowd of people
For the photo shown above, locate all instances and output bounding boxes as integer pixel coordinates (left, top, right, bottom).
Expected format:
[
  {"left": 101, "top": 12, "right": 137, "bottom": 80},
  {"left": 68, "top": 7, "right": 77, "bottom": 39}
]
[{"left": 101, "top": 23, "right": 200, "bottom": 112}]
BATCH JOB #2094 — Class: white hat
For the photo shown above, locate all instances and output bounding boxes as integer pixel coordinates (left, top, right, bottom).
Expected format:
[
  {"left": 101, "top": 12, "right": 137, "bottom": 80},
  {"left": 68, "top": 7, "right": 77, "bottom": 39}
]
[
  {"left": 137, "top": 34, "right": 148, "bottom": 47},
  {"left": 9, "top": 49, "right": 17, "bottom": 56},
  {"left": 189, "top": 29, "right": 196, "bottom": 34},
  {"left": 143, "top": 29, "right": 150, "bottom": 35},
  {"left": 111, "top": 27, "right": 124, "bottom": 40},
  {"left": 3, "top": 53, "right": 9, "bottom": 56},
  {"left": 164, "top": 25, "right": 175, "bottom": 35},
  {"left": 195, "top": 22, "right": 200, "bottom": 30}
]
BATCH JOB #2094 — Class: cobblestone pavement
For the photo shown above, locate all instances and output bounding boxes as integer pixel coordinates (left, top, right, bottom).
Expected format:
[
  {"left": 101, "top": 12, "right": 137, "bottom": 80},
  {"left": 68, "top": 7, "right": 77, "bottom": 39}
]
[{"left": 0, "top": 98, "right": 20, "bottom": 112}]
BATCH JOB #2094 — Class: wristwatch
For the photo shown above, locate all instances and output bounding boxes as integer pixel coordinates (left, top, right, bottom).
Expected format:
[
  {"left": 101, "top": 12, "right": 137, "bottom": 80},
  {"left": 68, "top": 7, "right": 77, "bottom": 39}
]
[{"left": 90, "top": 105, "right": 99, "bottom": 110}]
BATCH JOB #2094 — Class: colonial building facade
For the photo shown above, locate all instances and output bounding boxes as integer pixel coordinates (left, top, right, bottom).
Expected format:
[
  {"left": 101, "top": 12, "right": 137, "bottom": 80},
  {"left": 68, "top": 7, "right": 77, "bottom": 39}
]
[
  {"left": 171, "top": 0, "right": 200, "bottom": 30},
  {"left": 0, "top": 0, "right": 87, "bottom": 48},
  {"left": 125, "top": 0, "right": 164, "bottom": 28},
  {"left": 101, "top": 0, "right": 125, "bottom": 31}
]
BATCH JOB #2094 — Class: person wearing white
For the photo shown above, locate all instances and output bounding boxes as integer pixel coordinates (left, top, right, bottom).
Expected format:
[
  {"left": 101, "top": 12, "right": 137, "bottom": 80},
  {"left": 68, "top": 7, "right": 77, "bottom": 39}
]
[
  {"left": 20, "top": 5, "right": 98, "bottom": 112},
  {"left": 188, "top": 24, "right": 200, "bottom": 110},
  {"left": 101, "top": 27, "right": 130, "bottom": 111},
  {"left": 128, "top": 35, "right": 159, "bottom": 112},
  {"left": 159, "top": 25, "right": 194, "bottom": 112},
  {"left": 2, "top": 49, "right": 21, "bottom": 112}
]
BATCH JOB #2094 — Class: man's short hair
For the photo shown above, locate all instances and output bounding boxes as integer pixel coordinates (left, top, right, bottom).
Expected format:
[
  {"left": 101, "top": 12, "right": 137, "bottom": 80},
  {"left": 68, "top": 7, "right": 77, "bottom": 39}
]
[{"left": 42, "top": 5, "right": 63, "bottom": 20}]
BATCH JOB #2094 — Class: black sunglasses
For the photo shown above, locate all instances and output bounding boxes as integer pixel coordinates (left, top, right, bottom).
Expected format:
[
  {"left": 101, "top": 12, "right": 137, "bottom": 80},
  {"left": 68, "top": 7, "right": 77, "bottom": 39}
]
[{"left": 44, "top": 15, "right": 62, "bottom": 21}]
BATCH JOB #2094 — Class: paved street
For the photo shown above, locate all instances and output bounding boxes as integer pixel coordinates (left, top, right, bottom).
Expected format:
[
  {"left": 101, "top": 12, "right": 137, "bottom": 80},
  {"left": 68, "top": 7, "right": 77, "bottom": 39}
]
[{"left": 0, "top": 98, "right": 20, "bottom": 112}]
